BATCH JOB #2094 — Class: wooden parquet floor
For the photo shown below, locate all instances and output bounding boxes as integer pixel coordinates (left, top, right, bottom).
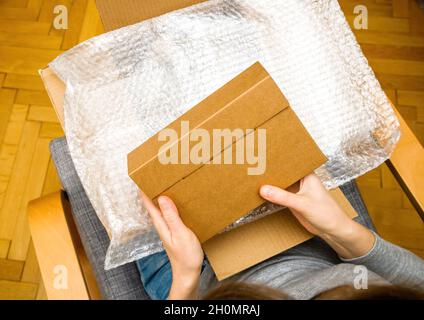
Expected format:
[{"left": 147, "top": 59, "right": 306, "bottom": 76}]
[{"left": 0, "top": 0, "right": 423, "bottom": 300}]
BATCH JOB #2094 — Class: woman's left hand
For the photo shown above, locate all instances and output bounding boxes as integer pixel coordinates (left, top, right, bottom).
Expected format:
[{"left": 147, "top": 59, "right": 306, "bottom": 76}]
[{"left": 140, "top": 191, "right": 204, "bottom": 300}]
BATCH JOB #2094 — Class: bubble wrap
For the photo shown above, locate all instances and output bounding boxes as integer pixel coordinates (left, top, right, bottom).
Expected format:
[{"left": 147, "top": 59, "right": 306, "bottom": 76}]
[{"left": 49, "top": 0, "right": 400, "bottom": 270}]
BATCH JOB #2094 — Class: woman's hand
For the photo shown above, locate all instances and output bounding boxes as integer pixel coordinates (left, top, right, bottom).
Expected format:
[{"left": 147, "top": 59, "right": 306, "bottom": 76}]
[
  {"left": 140, "top": 192, "right": 204, "bottom": 300},
  {"left": 260, "top": 173, "right": 375, "bottom": 259}
]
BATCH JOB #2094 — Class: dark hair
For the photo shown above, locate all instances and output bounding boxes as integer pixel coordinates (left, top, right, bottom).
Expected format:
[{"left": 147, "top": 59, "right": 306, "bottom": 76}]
[
  {"left": 202, "top": 282, "right": 424, "bottom": 300},
  {"left": 314, "top": 284, "right": 424, "bottom": 300},
  {"left": 203, "top": 282, "right": 290, "bottom": 300}
]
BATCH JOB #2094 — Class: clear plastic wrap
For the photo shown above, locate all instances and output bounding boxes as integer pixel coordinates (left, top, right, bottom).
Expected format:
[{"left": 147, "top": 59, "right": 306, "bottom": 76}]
[{"left": 49, "top": 0, "right": 400, "bottom": 270}]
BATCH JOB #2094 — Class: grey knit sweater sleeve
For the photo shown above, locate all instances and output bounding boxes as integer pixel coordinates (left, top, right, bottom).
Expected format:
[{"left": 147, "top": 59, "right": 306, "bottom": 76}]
[{"left": 340, "top": 232, "right": 424, "bottom": 291}]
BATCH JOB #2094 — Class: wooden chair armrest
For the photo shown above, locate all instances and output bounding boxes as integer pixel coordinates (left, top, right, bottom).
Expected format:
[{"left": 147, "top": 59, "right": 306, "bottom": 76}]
[
  {"left": 387, "top": 104, "right": 424, "bottom": 220},
  {"left": 28, "top": 191, "right": 90, "bottom": 300}
]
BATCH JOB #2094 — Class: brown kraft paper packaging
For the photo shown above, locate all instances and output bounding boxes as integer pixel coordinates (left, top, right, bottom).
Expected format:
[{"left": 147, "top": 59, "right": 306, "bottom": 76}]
[{"left": 41, "top": 0, "right": 358, "bottom": 280}]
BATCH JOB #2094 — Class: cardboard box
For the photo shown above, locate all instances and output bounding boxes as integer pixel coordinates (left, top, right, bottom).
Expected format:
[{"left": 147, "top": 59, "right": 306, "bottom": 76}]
[
  {"left": 40, "top": 0, "right": 358, "bottom": 281},
  {"left": 128, "top": 62, "right": 327, "bottom": 243},
  {"left": 127, "top": 61, "right": 358, "bottom": 280},
  {"left": 96, "top": 0, "right": 207, "bottom": 32}
]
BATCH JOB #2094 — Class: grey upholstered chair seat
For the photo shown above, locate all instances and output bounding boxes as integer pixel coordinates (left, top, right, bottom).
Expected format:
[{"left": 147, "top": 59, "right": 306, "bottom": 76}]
[
  {"left": 49, "top": 136, "right": 372, "bottom": 300},
  {"left": 50, "top": 137, "right": 150, "bottom": 300}
]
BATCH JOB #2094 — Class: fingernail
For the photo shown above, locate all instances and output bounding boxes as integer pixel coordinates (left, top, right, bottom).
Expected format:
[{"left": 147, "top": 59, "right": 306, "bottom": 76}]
[{"left": 260, "top": 185, "right": 273, "bottom": 198}]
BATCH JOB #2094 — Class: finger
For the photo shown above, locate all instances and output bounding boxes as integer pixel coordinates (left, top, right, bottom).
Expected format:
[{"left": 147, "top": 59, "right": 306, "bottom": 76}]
[
  {"left": 260, "top": 185, "right": 306, "bottom": 212},
  {"left": 158, "top": 196, "right": 186, "bottom": 234},
  {"left": 139, "top": 190, "right": 170, "bottom": 237},
  {"left": 301, "top": 173, "right": 325, "bottom": 193}
]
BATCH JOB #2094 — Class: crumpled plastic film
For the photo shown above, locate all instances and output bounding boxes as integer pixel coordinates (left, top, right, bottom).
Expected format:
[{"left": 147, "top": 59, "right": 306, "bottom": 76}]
[{"left": 49, "top": 0, "right": 400, "bottom": 270}]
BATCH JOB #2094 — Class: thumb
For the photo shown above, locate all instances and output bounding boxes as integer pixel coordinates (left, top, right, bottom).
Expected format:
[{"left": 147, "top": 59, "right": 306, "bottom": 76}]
[
  {"left": 260, "top": 185, "right": 307, "bottom": 212},
  {"left": 158, "top": 196, "right": 185, "bottom": 233}
]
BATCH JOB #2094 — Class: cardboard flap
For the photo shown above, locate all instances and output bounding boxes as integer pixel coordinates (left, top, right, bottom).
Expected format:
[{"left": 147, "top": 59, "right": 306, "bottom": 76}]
[
  {"left": 96, "top": 0, "right": 207, "bottom": 32},
  {"left": 41, "top": 0, "right": 207, "bottom": 131},
  {"left": 203, "top": 187, "right": 358, "bottom": 280},
  {"left": 128, "top": 62, "right": 290, "bottom": 199}
]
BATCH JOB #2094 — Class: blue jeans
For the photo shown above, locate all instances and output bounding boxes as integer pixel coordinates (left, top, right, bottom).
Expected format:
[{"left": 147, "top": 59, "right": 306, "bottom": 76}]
[{"left": 136, "top": 251, "right": 208, "bottom": 300}]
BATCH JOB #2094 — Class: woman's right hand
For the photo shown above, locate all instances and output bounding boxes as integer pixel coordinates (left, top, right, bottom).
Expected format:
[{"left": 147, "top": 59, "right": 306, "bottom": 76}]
[{"left": 259, "top": 173, "right": 375, "bottom": 259}]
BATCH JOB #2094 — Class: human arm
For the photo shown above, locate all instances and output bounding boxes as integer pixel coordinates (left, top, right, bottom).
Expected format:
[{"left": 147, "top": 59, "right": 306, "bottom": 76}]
[
  {"left": 140, "top": 192, "right": 204, "bottom": 300},
  {"left": 260, "top": 173, "right": 424, "bottom": 290}
]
